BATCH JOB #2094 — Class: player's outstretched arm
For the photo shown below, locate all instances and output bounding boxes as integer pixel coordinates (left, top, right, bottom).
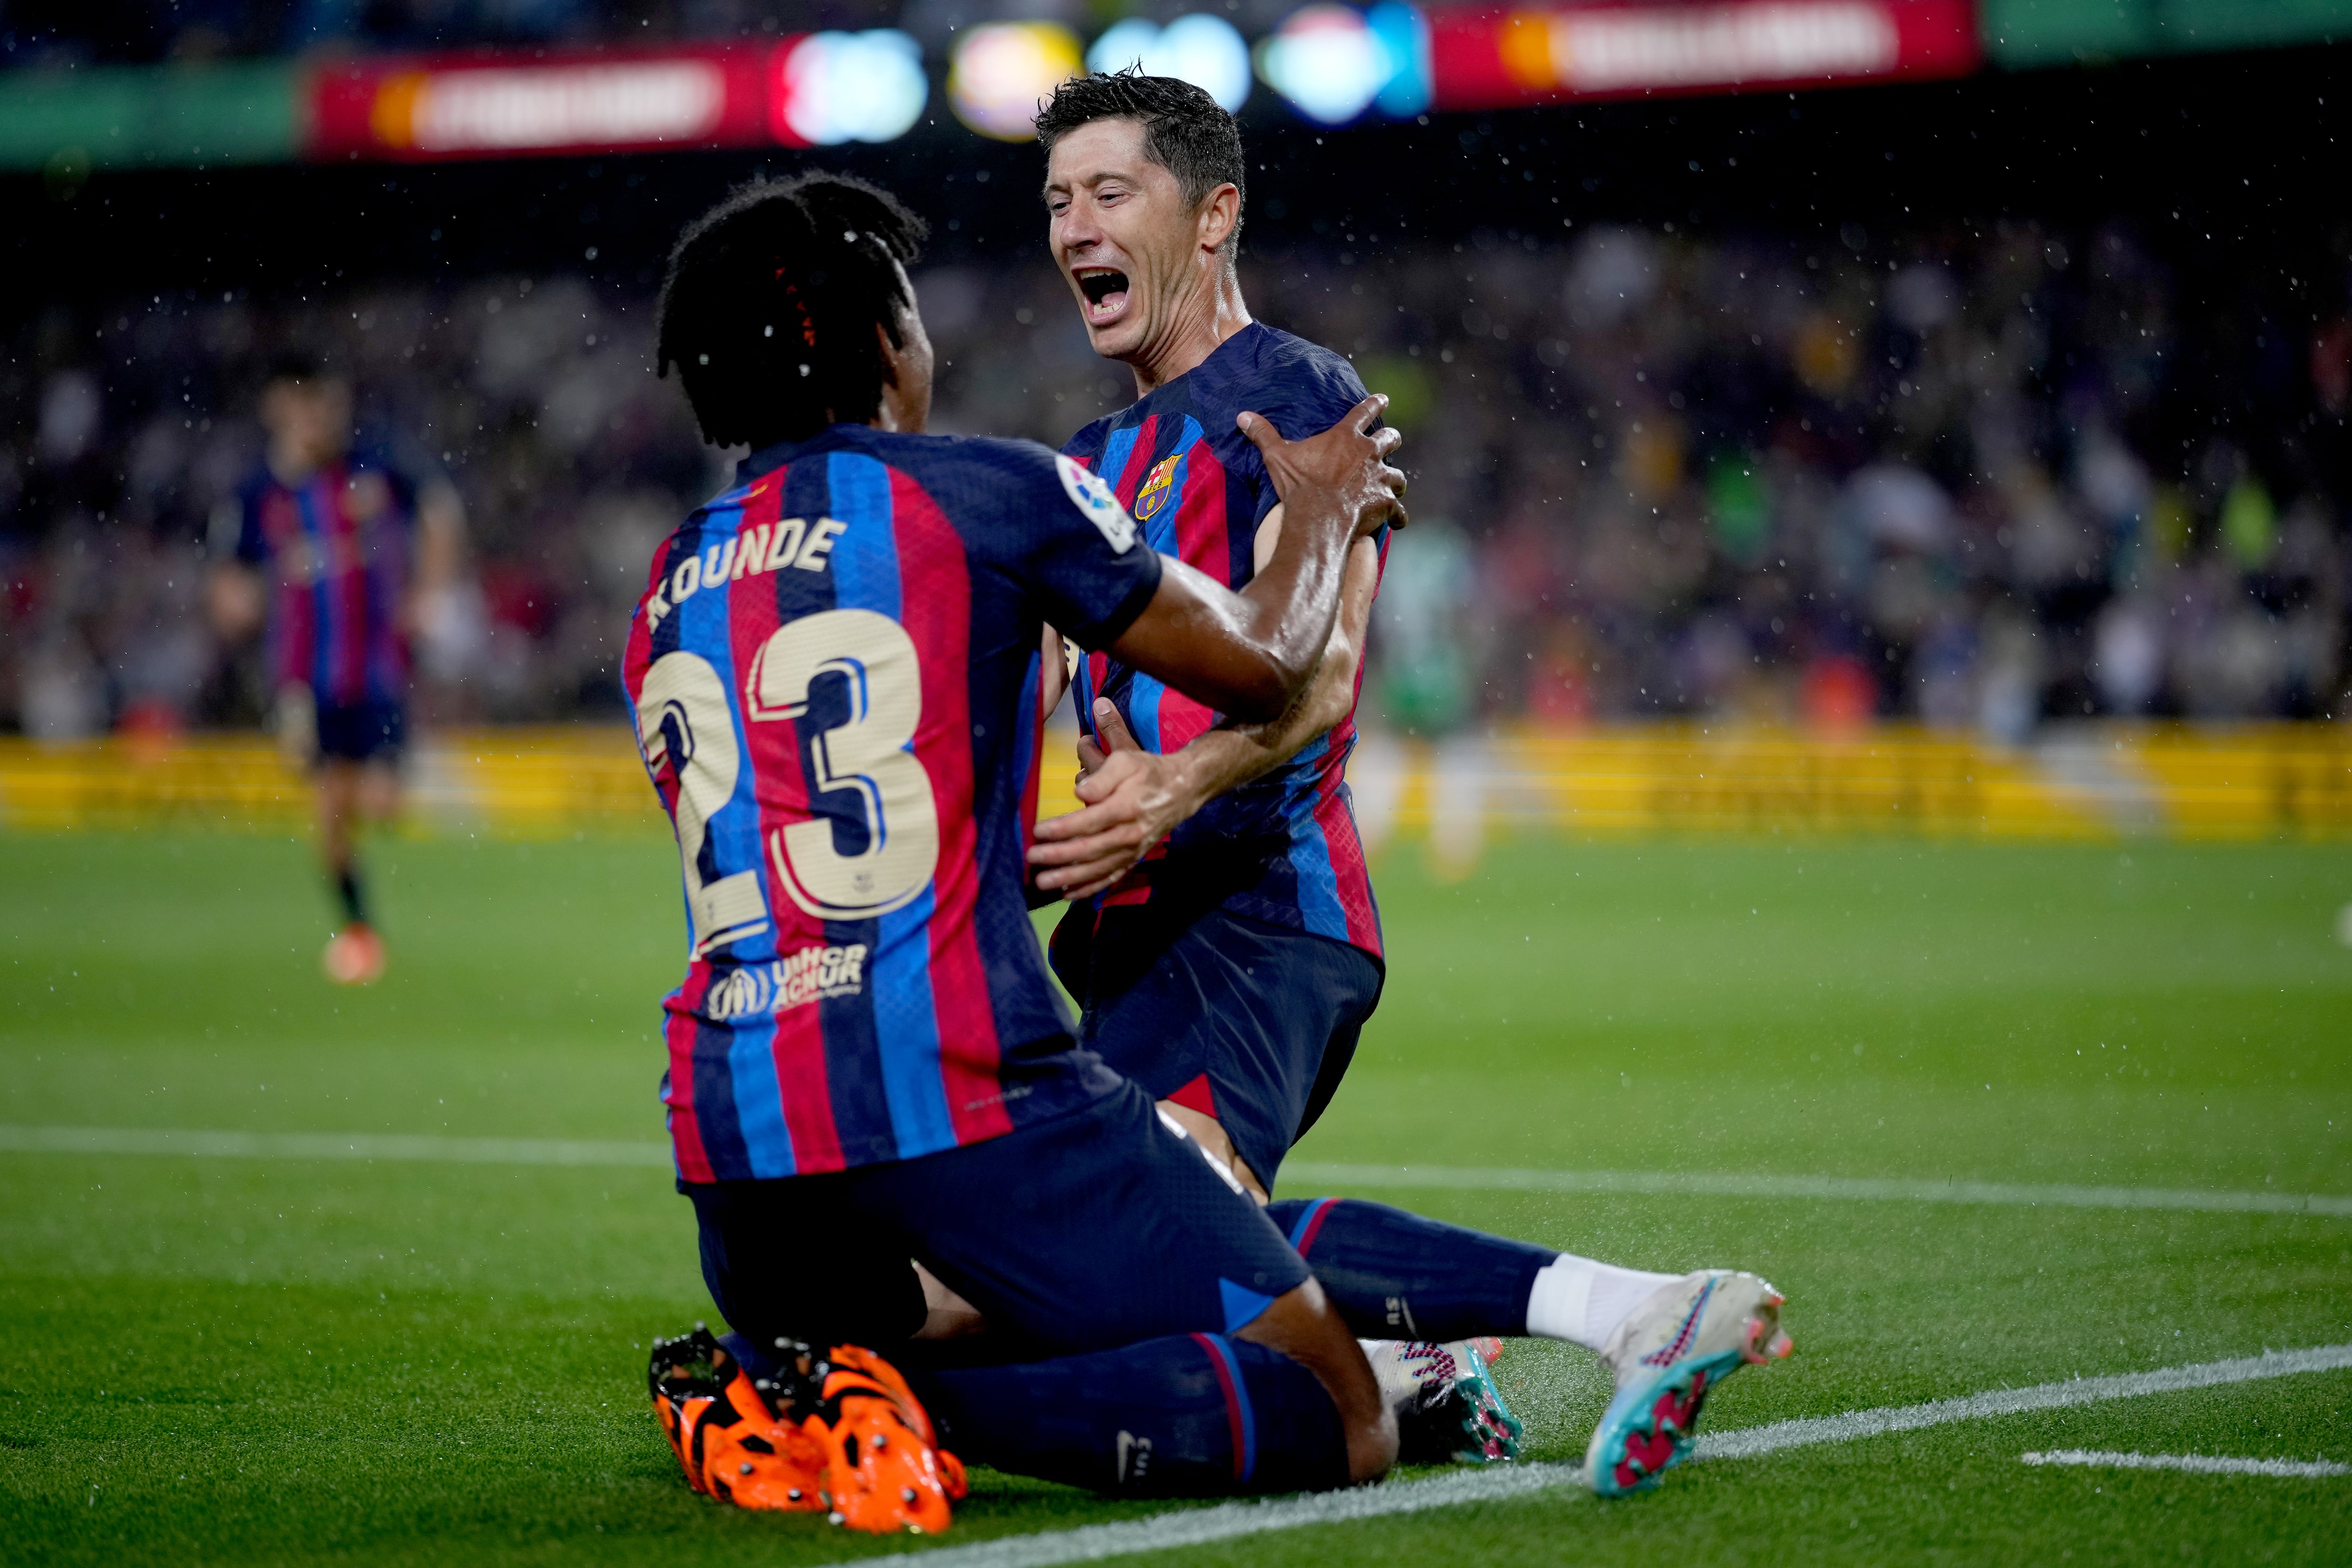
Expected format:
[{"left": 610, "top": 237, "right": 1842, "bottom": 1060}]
[{"left": 1103, "top": 394, "right": 1403, "bottom": 724}]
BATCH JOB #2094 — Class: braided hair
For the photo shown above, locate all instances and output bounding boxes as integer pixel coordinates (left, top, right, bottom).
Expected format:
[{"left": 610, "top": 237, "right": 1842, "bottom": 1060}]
[{"left": 656, "top": 173, "right": 930, "bottom": 448}]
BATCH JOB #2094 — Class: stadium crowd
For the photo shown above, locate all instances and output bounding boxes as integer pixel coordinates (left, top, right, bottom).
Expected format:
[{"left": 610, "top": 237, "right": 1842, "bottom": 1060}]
[{"left": 2, "top": 216, "right": 2345, "bottom": 739}]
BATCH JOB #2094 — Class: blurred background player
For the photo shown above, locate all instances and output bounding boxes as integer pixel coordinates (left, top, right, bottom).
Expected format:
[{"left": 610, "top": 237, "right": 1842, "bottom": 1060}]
[
  {"left": 206, "top": 354, "right": 463, "bottom": 984},
  {"left": 1350, "top": 519, "right": 1489, "bottom": 880}
]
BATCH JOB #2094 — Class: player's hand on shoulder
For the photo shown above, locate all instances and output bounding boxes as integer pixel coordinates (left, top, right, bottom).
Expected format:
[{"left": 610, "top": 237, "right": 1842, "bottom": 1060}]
[{"left": 1236, "top": 393, "right": 1408, "bottom": 539}]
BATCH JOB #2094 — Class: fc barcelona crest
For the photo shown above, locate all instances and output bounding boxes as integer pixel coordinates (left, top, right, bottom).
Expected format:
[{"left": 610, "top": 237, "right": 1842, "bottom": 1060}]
[{"left": 1132, "top": 455, "right": 1179, "bottom": 522}]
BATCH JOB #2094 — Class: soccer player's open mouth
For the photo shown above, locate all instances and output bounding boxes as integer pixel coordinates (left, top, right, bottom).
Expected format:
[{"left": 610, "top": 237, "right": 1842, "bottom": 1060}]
[{"left": 1078, "top": 269, "right": 1130, "bottom": 323}]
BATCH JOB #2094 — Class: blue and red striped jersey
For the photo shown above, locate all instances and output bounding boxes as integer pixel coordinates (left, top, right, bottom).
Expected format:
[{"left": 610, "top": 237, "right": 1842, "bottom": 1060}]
[
  {"left": 1060, "top": 323, "right": 1384, "bottom": 960},
  {"left": 235, "top": 453, "right": 417, "bottom": 707},
  {"left": 622, "top": 424, "right": 1161, "bottom": 1180}
]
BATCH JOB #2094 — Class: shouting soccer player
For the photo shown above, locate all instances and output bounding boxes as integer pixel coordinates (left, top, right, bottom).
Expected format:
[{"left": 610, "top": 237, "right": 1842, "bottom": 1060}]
[
  {"left": 633, "top": 175, "right": 1789, "bottom": 1529},
  {"left": 1029, "top": 73, "right": 1382, "bottom": 1207},
  {"left": 1019, "top": 74, "right": 1793, "bottom": 1485},
  {"left": 208, "top": 354, "right": 462, "bottom": 984},
  {"left": 1025, "top": 68, "right": 1496, "bottom": 1451},
  {"left": 632, "top": 172, "right": 1411, "bottom": 1528}
]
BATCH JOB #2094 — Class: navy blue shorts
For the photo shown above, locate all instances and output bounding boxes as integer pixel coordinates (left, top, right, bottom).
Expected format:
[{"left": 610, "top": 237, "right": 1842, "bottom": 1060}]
[
  {"left": 1051, "top": 904, "right": 1383, "bottom": 1191},
  {"left": 315, "top": 697, "right": 405, "bottom": 764},
  {"left": 685, "top": 1080, "right": 1310, "bottom": 1363}
]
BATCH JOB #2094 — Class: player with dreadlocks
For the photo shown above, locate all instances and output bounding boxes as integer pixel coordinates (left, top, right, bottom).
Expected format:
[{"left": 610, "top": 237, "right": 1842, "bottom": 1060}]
[
  {"left": 633, "top": 170, "right": 1408, "bottom": 1529},
  {"left": 629, "top": 171, "right": 1788, "bottom": 1531}
]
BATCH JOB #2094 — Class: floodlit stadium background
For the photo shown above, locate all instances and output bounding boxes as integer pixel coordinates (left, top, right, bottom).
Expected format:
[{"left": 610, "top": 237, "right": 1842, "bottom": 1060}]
[
  {"left": 7, "top": 12, "right": 2352, "bottom": 1568},
  {"left": 1, "top": 1, "right": 2347, "bottom": 841}
]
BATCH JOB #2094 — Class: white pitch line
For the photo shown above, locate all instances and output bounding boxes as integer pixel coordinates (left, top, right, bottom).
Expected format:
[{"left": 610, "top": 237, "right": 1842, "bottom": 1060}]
[
  {"left": 834, "top": 1465, "right": 1579, "bottom": 1568},
  {"left": 810, "top": 1344, "right": 2352, "bottom": 1568},
  {"left": 1690, "top": 1342, "right": 2352, "bottom": 1460},
  {"left": 2022, "top": 1449, "right": 2349, "bottom": 1479},
  {"left": 1282, "top": 1161, "right": 2352, "bottom": 1219},
  {"left": 3, "top": 1128, "right": 2343, "bottom": 1220}
]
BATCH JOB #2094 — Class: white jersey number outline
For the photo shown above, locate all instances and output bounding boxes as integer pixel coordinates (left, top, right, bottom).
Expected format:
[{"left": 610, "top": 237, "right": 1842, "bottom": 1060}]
[
  {"left": 635, "top": 650, "right": 772, "bottom": 957},
  {"left": 635, "top": 609, "right": 943, "bottom": 948}
]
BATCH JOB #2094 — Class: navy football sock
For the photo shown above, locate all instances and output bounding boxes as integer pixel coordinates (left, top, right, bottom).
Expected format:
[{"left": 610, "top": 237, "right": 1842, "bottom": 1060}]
[
  {"left": 333, "top": 865, "right": 368, "bottom": 926},
  {"left": 908, "top": 1334, "right": 1349, "bottom": 1496},
  {"left": 717, "top": 1329, "right": 776, "bottom": 1380},
  {"left": 1265, "top": 1198, "right": 1557, "bottom": 1341}
]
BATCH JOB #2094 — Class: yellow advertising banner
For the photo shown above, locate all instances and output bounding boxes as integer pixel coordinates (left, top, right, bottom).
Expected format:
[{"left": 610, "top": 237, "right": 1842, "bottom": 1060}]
[{"left": 0, "top": 723, "right": 2345, "bottom": 841}]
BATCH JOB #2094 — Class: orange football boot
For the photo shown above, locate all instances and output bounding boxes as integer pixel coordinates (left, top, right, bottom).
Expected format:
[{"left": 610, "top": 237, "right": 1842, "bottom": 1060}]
[
  {"left": 808, "top": 1344, "right": 965, "bottom": 1534},
  {"left": 646, "top": 1326, "right": 825, "bottom": 1510},
  {"left": 321, "top": 922, "right": 386, "bottom": 985},
  {"left": 648, "top": 1327, "right": 725, "bottom": 1494}
]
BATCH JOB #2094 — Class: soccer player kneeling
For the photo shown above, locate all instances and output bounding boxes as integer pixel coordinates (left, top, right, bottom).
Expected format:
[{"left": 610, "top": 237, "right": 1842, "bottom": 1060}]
[
  {"left": 1019, "top": 72, "right": 1794, "bottom": 1490},
  {"left": 629, "top": 175, "right": 1789, "bottom": 1531},
  {"left": 629, "top": 173, "right": 1406, "bottom": 1531}
]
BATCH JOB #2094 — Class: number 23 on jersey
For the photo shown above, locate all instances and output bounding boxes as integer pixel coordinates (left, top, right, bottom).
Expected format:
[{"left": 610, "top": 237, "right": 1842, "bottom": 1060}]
[{"left": 634, "top": 608, "right": 942, "bottom": 956}]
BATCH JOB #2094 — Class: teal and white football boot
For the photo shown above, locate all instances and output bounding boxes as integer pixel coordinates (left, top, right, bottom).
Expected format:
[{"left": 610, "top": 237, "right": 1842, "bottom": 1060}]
[
  {"left": 1583, "top": 1271, "right": 1792, "bottom": 1497},
  {"left": 1367, "top": 1337, "right": 1526, "bottom": 1464}
]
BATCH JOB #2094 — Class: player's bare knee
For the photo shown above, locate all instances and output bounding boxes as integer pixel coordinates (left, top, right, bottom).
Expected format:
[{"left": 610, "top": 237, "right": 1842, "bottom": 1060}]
[
  {"left": 1233, "top": 1161, "right": 1269, "bottom": 1206},
  {"left": 1156, "top": 1101, "right": 1269, "bottom": 1204},
  {"left": 912, "top": 1260, "right": 988, "bottom": 1341}
]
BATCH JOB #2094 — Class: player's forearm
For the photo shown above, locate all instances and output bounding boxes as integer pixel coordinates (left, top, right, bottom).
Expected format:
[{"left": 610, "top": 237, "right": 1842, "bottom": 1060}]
[
  {"left": 1167, "top": 650, "right": 1349, "bottom": 813},
  {"left": 1041, "top": 627, "right": 1071, "bottom": 716},
  {"left": 1112, "top": 512, "right": 1352, "bottom": 721},
  {"left": 1163, "top": 531, "right": 1375, "bottom": 813},
  {"left": 1214, "top": 401, "right": 1398, "bottom": 715},
  {"left": 1106, "top": 397, "right": 1399, "bottom": 721},
  {"left": 1161, "top": 726, "right": 1283, "bottom": 820},
  {"left": 1216, "top": 495, "right": 1357, "bottom": 714}
]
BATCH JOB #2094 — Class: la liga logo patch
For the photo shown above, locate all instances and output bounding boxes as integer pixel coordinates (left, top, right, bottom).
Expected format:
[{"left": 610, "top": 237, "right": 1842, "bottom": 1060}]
[{"left": 1056, "top": 454, "right": 1137, "bottom": 555}]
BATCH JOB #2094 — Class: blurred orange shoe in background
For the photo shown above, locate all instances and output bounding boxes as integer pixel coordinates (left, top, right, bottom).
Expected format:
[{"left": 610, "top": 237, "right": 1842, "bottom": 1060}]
[{"left": 321, "top": 923, "right": 386, "bottom": 985}]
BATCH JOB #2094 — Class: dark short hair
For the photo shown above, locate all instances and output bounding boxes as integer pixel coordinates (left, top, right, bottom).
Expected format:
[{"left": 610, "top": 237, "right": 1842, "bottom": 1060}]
[
  {"left": 1035, "top": 70, "right": 1246, "bottom": 256},
  {"left": 656, "top": 173, "right": 929, "bottom": 448}
]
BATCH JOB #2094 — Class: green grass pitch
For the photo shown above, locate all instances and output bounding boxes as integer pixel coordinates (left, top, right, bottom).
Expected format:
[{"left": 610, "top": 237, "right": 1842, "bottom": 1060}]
[{"left": 3, "top": 826, "right": 2350, "bottom": 1564}]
